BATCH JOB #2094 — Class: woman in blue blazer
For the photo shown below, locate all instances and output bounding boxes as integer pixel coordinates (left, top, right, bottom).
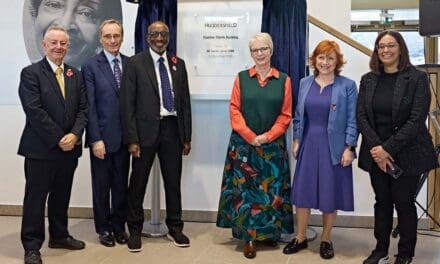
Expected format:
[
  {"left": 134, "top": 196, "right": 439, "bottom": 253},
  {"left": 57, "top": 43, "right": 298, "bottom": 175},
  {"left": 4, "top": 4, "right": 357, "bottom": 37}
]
[{"left": 283, "top": 40, "right": 358, "bottom": 259}]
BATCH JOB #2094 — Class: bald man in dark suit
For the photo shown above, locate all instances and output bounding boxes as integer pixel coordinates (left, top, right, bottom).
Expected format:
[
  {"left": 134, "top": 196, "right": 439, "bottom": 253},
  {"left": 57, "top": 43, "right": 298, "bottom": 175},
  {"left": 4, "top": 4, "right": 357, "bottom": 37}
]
[{"left": 121, "top": 21, "right": 191, "bottom": 252}]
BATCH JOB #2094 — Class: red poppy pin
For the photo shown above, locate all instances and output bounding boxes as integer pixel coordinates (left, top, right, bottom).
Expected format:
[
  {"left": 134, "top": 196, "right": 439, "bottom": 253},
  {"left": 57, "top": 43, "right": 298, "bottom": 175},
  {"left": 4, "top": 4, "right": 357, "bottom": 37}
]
[
  {"left": 66, "top": 68, "right": 74, "bottom": 77},
  {"left": 171, "top": 56, "right": 177, "bottom": 65}
]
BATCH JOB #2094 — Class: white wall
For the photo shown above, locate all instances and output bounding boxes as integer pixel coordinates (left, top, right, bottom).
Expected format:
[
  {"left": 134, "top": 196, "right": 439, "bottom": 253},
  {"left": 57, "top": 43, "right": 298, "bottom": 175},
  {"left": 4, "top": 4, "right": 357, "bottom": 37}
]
[
  {"left": 307, "top": 0, "right": 352, "bottom": 35},
  {"left": 0, "top": 0, "right": 427, "bottom": 219}
]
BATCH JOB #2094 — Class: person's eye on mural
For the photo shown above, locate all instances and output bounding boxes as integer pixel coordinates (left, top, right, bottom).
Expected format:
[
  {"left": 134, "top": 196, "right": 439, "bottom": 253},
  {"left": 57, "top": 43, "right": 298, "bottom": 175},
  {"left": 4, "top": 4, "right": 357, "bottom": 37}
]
[
  {"left": 77, "top": 8, "right": 99, "bottom": 23},
  {"left": 22, "top": 0, "right": 122, "bottom": 69},
  {"left": 43, "top": 0, "right": 64, "bottom": 11}
]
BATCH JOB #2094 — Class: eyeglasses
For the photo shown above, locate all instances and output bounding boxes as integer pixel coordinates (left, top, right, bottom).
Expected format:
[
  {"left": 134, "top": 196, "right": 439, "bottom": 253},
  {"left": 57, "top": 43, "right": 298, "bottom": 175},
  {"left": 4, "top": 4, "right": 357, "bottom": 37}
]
[
  {"left": 250, "top": 46, "right": 270, "bottom": 54},
  {"left": 148, "top": 31, "right": 169, "bottom": 38},
  {"left": 376, "top": 43, "right": 398, "bottom": 50}
]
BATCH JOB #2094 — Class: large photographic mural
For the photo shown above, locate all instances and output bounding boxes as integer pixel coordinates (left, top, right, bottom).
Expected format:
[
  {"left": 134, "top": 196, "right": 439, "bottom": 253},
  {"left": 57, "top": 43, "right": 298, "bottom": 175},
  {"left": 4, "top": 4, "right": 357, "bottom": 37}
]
[{"left": 22, "top": 0, "right": 123, "bottom": 69}]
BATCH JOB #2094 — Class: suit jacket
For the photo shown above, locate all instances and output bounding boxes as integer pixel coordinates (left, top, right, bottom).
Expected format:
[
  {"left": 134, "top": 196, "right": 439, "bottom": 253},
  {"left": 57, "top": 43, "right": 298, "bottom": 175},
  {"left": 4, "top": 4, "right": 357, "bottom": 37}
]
[
  {"left": 18, "top": 58, "right": 88, "bottom": 160},
  {"left": 82, "top": 51, "right": 127, "bottom": 153},
  {"left": 356, "top": 66, "right": 438, "bottom": 176},
  {"left": 120, "top": 51, "right": 191, "bottom": 147},
  {"left": 293, "top": 75, "right": 358, "bottom": 165}
]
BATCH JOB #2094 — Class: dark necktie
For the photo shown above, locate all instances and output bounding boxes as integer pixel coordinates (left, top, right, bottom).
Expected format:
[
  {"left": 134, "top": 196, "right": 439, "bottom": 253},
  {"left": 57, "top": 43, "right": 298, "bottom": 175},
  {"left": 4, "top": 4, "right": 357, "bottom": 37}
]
[
  {"left": 158, "top": 57, "right": 174, "bottom": 111},
  {"left": 113, "top": 58, "right": 122, "bottom": 89}
]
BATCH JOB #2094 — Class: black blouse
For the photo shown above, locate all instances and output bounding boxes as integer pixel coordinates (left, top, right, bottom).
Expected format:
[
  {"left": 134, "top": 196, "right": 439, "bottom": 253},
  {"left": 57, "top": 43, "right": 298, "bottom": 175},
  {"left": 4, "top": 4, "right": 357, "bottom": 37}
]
[{"left": 372, "top": 71, "right": 398, "bottom": 141}]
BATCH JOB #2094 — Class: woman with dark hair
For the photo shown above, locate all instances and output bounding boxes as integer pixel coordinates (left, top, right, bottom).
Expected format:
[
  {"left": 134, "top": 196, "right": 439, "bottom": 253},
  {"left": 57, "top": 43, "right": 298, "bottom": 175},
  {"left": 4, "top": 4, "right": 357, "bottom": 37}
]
[
  {"left": 283, "top": 40, "right": 358, "bottom": 260},
  {"left": 24, "top": 0, "right": 122, "bottom": 68},
  {"left": 357, "top": 30, "right": 438, "bottom": 264}
]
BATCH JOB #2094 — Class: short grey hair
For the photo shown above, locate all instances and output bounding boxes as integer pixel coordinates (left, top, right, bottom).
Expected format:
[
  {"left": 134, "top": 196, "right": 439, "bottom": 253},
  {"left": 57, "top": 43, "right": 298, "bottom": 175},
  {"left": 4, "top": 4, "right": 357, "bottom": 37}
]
[
  {"left": 43, "top": 25, "right": 69, "bottom": 41},
  {"left": 248, "top": 32, "right": 273, "bottom": 53},
  {"left": 99, "top": 19, "right": 124, "bottom": 37}
]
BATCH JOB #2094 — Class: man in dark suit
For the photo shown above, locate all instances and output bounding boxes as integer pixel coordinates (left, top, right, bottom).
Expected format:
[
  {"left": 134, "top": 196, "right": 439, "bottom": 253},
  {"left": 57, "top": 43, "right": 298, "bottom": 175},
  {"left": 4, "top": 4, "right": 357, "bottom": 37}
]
[
  {"left": 120, "top": 21, "right": 192, "bottom": 252},
  {"left": 81, "top": 19, "right": 130, "bottom": 248},
  {"left": 18, "top": 25, "right": 88, "bottom": 264}
]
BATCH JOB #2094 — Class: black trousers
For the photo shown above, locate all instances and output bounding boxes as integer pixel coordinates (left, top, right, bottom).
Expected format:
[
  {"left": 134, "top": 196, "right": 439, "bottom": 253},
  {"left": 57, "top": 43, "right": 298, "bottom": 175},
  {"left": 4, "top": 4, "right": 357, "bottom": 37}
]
[
  {"left": 370, "top": 167, "right": 421, "bottom": 258},
  {"left": 127, "top": 117, "right": 183, "bottom": 235},
  {"left": 21, "top": 157, "right": 78, "bottom": 250},
  {"left": 90, "top": 146, "right": 129, "bottom": 234}
]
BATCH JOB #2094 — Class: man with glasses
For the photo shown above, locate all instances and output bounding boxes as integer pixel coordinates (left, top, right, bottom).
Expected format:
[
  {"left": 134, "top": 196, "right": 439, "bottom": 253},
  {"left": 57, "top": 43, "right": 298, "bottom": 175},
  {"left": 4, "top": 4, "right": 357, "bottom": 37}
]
[
  {"left": 121, "top": 21, "right": 192, "bottom": 252},
  {"left": 81, "top": 19, "right": 130, "bottom": 248}
]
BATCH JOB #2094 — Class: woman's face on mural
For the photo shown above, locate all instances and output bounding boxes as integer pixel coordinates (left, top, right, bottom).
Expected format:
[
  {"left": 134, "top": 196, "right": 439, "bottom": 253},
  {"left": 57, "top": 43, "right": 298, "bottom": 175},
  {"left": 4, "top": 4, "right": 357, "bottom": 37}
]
[{"left": 33, "top": 0, "right": 103, "bottom": 67}]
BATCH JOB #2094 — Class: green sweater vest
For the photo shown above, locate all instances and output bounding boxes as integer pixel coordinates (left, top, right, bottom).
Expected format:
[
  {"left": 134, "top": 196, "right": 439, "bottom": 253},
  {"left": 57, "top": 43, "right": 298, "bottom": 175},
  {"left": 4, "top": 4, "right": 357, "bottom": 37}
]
[{"left": 239, "top": 70, "right": 287, "bottom": 135}]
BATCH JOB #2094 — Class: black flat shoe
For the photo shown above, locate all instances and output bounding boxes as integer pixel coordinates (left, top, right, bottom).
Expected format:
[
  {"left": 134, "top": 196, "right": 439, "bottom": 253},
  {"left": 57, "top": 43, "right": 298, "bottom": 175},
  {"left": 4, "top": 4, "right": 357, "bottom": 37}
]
[
  {"left": 99, "top": 231, "right": 115, "bottom": 247},
  {"left": 320, "top": 241, "right": 334, "bottom": 259},
  {"left": 283, "top": 238, "right": 308, "bottom": 254}
]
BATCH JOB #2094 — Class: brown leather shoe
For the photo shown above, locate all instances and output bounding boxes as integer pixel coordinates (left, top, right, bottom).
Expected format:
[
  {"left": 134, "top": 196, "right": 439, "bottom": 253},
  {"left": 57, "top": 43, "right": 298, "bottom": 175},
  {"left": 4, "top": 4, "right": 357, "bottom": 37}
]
[{"left": 243, "top": 241, "right": 256, "bottom": 259}]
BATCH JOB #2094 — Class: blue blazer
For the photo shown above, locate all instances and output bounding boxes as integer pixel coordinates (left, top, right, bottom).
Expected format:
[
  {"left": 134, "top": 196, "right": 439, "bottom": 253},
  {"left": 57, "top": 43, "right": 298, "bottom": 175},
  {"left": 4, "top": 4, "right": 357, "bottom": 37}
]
[
  {"left": 293, "top": 75, "right": 358, "bottom": 165},
  {"left": 82, "top": 51, "right": 127, "bottom": 153}
]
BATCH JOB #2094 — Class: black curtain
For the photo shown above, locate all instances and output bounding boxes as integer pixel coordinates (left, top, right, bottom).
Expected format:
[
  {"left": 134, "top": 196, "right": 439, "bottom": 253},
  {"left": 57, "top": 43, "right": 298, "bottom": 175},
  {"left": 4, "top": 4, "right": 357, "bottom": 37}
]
[
  {"left": 261, "top": 0, "right": 307, "bottom": 109},
  {"left": 133, "top": 0, "right": 177, "bottom": 54}
]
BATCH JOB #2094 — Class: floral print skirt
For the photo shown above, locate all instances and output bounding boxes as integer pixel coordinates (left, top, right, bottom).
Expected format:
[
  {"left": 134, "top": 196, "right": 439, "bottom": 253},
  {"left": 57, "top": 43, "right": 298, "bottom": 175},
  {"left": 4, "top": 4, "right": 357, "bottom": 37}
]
[{"left": 216, "top": 131, "right": 293, "bottom": 241}]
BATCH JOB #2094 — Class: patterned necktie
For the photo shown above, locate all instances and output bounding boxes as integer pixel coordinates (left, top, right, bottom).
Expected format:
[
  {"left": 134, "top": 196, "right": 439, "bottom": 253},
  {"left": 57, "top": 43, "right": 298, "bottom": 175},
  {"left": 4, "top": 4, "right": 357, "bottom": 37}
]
[
  {"left": 55, "top": 67, "right": 65, "bottom": 98},
  {"left": 113, "top": 58, "right": 122, "bottom": 89},
  {"left": 158, "top": 57, "right": 174, "bottom": 111}
]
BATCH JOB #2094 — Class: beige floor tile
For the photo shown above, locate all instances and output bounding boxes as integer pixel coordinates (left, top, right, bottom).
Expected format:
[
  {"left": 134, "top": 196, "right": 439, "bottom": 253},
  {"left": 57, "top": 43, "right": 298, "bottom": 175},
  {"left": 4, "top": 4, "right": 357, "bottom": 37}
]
[{"left": 0, "top": 216, "right": 439, "bottom": 264}]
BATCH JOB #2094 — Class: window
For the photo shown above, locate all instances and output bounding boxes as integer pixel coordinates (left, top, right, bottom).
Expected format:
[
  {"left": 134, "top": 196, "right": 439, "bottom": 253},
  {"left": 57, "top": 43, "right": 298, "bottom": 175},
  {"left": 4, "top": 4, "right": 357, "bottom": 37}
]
[{"left": 351, "top": 9, "right": 425, "bottom": 65}]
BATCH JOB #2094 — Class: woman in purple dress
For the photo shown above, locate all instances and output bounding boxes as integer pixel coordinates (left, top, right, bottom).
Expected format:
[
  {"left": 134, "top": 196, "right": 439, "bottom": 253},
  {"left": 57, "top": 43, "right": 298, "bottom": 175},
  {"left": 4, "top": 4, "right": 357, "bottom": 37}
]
[{"left": 283, "top": 40, "right": 358, "bottom": 259}]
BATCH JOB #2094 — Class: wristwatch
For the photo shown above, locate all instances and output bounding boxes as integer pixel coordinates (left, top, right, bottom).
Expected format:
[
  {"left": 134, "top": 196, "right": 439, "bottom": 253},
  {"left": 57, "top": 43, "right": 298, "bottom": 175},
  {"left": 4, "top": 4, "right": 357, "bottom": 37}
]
[{"left": 345, "top": 144, "right": 355, "bottom": 152}]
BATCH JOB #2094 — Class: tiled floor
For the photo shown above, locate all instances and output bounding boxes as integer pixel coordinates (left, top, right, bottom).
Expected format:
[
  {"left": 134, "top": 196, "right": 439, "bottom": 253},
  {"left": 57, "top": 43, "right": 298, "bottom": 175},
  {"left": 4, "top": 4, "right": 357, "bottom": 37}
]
[{"left": 0, "top": 216, "right": 439, "bottom": 264}]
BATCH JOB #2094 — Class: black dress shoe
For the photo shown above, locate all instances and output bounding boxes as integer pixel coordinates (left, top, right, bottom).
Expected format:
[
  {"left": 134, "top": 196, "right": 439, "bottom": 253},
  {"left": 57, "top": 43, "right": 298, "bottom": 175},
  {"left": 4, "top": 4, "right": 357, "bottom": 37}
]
[
  {"left": 243, "top": 241, "right": 256, "bottom": 259},
  {"left": 320, "top": 241, "right": 334, "bottom": 259},
  {"left": 99, "top": 231, "right": 115, "bottom": 247},
  {"left": 114, "top": 231, "right": 128, "bottom": 244},
  {"left": 394, "top": 255, "right": 413, "bottom": 264},
  {"left": 283, "top": 238, "right": 308, "bottom": 254},
  {"left": 363, "top": 250, "right": 389, "bottom": 264},
  {"left": 48, "top": 235, "right": 86, "bottom": 250},
  {"left": 24, "top": 250, "right": 42, "bottom": 264}
]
